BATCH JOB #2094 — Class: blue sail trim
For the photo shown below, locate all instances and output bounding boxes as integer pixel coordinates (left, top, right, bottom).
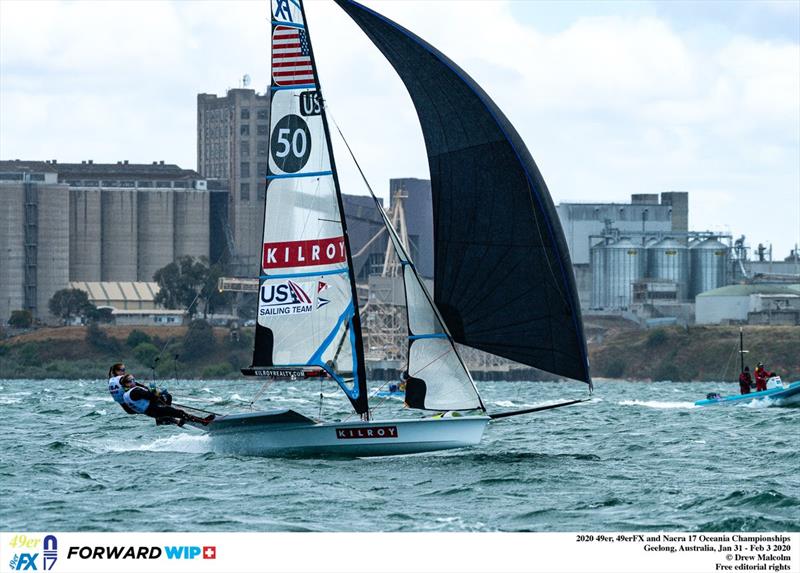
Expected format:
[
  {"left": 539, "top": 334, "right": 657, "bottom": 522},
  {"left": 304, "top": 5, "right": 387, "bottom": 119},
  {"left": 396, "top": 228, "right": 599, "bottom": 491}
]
[
  {"left": 267, "top": 170, "right": 332, "bottom": 180},
  {"left": 408, "top": 333, "right": 447, "bottom": 341},
  {"left": 271, "top": 20, "right": 305, "bottom": 29},
  {"left": 307, "top": 302, "right": 360, "bottom": 400},
  {"left": 260, "top": 268, "right": 349, "bottom": 280},
  {"left": 271, "top": 84, "right": 316, "bottom": 92}
]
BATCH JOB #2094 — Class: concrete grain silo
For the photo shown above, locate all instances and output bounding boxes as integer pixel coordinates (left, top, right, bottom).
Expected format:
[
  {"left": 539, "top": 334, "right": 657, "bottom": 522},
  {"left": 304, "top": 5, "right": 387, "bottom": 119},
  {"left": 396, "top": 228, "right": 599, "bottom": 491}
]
[
  {"left": 101, "top": 189, "right": 138, "bottom": 280},
  {"left": 137, "top": 190, "right": 174, "bottom": 281},
  {"left": 36, "top": 185, "right": 70, "bottom": 319},
  {"left": 69, "top": 188, "right": 102, "bottom": 281},
  {"left": 174, "top": 189, "right": 210, "bottom": 262},
  {"left": 0, "top": 186, "right": 25, "bottom": 322}
]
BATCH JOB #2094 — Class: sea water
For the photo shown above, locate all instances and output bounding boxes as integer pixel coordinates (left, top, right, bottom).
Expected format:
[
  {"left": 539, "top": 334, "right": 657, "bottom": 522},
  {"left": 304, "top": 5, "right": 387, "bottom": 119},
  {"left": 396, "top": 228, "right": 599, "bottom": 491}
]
[{"left": 1, "top": 379, "right": 797, "bottom": 532}]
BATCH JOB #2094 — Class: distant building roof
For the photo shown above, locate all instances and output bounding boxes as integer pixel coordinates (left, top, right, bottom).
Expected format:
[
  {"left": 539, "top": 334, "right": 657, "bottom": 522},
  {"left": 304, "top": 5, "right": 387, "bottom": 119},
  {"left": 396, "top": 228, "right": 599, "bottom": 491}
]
[
  {"left": 696, "top": 284, "right": 800, "bottom": 297},
  {"left": 0, "top": 159, "right": 200, "bottom": 181},
  {"left": 0, "top": 160, "right": 58, "bottom": 173},
  {"left": 70, "top": 281, "right": 161, "bottom": 306}
]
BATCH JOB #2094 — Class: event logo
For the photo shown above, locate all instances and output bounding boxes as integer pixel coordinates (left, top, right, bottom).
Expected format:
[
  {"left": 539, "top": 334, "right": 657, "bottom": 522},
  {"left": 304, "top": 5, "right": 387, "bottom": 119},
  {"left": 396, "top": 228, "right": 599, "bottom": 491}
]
[
  {"left": 7, "top": 534, "right": 57, "bottom": 571},
  {"left": 43, "top": 536, "right": 57, "bottom": 571},
  {"left": 8, "top": 554, "right": 37, "bottom": 571},
  {"left": 259, "top": 280, "right": 313, "bottom": 316},
  {"left": 263, "top": 237, "right": 346, "bottom": 270},
  {"left": 163, "top": 546, "right": 216, "bottom": 560},
  {"left": 66, "top": 546, "right": 162, "bottom": 559}
]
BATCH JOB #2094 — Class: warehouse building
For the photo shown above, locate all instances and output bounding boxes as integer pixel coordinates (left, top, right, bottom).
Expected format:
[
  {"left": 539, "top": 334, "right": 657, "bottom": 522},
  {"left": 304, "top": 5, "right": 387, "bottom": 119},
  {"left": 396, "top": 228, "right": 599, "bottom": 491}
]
[{"left": 695, "top": 284, "right": 800, "bottom": 325}]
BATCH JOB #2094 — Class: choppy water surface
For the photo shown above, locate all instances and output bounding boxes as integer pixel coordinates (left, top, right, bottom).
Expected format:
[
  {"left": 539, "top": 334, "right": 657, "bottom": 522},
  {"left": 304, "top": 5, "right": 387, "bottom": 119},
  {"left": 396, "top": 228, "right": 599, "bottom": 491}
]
[{"left": 1, "top": 378, "right": 798, "bottom": 532}]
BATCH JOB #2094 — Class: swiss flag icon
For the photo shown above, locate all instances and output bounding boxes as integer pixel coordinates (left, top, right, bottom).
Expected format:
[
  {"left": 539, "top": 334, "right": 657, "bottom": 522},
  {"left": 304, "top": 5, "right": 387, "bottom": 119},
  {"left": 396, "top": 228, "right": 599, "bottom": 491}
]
[{"left": 203, "top": 546, "right": 216, "bottom": 559}]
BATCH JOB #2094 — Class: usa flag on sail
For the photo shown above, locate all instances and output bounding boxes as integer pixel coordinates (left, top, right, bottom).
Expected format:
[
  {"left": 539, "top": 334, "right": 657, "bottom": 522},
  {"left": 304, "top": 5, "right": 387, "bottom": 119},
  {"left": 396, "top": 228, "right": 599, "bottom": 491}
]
[{"left": 272, "top": 25, "right": 316, "bottom": 87}]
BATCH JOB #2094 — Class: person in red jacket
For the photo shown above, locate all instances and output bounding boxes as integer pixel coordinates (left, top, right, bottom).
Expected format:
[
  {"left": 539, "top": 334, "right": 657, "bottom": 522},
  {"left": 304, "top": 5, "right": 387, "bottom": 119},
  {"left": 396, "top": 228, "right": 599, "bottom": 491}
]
[
  {"left": 738, "top": 366, "right": 753, "bottom": 395},
  {"left": 754, "top": 362, "right": 768, "bottom": 392}
]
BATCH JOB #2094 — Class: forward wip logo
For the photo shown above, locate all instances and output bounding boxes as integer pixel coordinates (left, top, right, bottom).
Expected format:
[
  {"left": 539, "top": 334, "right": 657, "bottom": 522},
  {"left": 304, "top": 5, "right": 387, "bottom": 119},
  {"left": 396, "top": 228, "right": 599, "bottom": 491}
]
[{"left": 163, "top": 546, "right": 216, "bottom": 560}]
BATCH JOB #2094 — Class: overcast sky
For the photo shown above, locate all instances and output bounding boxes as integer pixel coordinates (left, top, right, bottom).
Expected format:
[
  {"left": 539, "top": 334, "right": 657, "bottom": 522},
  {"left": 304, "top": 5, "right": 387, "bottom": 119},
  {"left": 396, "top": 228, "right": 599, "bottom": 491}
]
[{"left": 1, "top": 0, "right": 798, "bottom": 258}]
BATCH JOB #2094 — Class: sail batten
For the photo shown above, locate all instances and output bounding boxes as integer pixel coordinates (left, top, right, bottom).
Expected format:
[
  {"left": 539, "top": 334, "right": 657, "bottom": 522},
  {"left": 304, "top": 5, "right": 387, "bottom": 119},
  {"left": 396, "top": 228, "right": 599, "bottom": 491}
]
[{"left": 335, "top": 0, "right": 591, "bottom": 384}]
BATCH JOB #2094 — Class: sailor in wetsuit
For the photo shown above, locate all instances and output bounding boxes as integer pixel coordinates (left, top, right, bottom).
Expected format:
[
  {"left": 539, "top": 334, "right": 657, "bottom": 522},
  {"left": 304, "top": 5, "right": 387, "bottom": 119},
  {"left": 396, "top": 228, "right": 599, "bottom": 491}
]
[
  {"left": 108, "top": 363, "right": 136, "bottom": 414},
  {"left": 120, "top": 374, "right": 214, "bottom": 426}
]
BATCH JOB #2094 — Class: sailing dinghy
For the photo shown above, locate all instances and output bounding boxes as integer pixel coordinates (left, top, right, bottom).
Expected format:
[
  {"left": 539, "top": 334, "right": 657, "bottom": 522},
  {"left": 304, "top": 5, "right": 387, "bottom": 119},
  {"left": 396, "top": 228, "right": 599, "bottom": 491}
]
[{"left": 188, "top": 0, "right": 592, "bottom": 456}]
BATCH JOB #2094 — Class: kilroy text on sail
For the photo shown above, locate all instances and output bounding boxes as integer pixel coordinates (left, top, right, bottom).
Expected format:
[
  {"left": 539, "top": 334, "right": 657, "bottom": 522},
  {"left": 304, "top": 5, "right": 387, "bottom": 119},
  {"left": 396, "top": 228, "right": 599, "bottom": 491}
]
[{"left": 263, "top": 236, "right": 346, "bottom": 269}]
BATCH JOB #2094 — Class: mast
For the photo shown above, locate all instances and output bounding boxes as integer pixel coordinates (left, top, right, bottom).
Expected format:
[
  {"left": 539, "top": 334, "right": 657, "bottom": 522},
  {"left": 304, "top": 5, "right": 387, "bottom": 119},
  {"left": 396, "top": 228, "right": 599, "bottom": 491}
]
[{"left": 739, "top": 327, "right": 745, "bottom": 374}]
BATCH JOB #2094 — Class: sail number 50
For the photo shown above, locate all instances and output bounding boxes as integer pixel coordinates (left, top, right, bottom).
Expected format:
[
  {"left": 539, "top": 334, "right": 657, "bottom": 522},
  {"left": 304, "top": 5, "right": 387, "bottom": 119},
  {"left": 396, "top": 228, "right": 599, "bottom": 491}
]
[
  {"left": 275, "top": 128, "right": 307, "bottom": 159},
  {"left": 271, "top": 114, "right": 312, "bottom": 173}
]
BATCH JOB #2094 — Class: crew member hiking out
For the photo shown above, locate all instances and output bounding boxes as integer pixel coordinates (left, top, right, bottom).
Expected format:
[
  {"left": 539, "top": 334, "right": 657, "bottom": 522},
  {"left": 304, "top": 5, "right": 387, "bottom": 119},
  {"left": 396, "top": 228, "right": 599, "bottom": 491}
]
[
  {"left": 120, "top": 374, "right": 215, "bottom": 426},
  {"left": 108, "top": 363, "right": 136, "bottom": 414},
  {"left": 738, "top": 366, "right": 753, "bottom": 395}
]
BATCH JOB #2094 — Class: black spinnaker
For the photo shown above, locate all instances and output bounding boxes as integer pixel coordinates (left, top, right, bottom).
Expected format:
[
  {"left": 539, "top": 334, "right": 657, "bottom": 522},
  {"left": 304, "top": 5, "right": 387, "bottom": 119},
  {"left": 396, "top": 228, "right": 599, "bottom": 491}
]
[{"left": 335, "top": 0, "right": 591, "bottom": 384}]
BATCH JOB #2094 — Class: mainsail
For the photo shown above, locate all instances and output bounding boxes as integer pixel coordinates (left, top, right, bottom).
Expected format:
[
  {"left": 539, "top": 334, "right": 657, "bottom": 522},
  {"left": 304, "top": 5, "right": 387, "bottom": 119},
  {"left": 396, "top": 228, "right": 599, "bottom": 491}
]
[
  {"left": 335, "top": 0, "right": 591, "bottom": 385},
  {"left": 249, "top": 0, "right": 368, "bottom": 414}
]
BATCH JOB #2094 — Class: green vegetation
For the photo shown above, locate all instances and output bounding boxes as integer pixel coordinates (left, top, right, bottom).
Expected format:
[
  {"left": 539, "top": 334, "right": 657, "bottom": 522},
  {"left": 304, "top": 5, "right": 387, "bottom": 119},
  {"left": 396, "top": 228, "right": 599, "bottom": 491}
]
[
  {"left": 0, "top": 325, "right": 252, "bottom": 380},
  {"left": 1, "top": 324, "right": 797, "bottom": 382},
  {"left": 590, "top": 325, "right": 800, "bottom": 381},
  {"left": 126, "top": 330, "right": 152, "bottom": 348},
  {"left": 182, "top": 319, "right": 216, "bottom": 361},
  {"left": 8, "top": 310, "right": 33, "bottom": 328},
  {"left": 153, "top": 256, "right": 231, "bottom": 319},
  {"left": 48, "top": 288, "right": 93, "bottom": 323},
  {"left": 133, "top": 342, "right": 160, "bottom": 367}
]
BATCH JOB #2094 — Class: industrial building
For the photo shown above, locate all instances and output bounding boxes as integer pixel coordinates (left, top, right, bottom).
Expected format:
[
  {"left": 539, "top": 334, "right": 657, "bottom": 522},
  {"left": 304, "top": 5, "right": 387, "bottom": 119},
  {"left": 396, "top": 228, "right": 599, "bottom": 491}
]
[
  {"left": 556, "top": 192, "right": 689, "bottom": 308},
  {"left": 197, "top": 88, "right": 270, "bottom": 276},
  {"left": 0, "top": 160, "right": 211, "bottom": 323},
  {"left": 589, "top": 232, "right": 730, "bottom": 310},
  {"left": 557, "top": 192, "right": 688, "bottom": 266},
  {"left": 696, "top": 284, "right": 800, "bottom": 325}
]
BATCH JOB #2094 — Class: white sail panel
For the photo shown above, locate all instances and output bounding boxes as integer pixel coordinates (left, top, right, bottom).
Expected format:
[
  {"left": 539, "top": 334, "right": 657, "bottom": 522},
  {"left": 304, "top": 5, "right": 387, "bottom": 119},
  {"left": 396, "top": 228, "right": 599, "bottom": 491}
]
[
  {"left": 259, "top": 273, "right": 353, "bottom": 366},
  {"left": 403, "top": 270, "right": 442, "bottom": 336},
  {"left": 408, "top": 338, "right": 482, "bottom": 411},
  {"left": 261, "top": 176, "right": 341, "bottom": 249},
  {"left": 269, "top": 90, "right": 328, "bottom": 175}
]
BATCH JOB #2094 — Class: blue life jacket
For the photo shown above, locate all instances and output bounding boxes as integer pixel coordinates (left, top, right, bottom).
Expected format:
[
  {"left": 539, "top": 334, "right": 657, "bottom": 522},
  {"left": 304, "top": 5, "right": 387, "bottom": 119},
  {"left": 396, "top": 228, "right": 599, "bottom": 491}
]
[
  {"left": 108, "top": 376, "right": 125, "bottom": 404},
  {"left": 123, "top": 387, "right": 152, "bottom": 414}
]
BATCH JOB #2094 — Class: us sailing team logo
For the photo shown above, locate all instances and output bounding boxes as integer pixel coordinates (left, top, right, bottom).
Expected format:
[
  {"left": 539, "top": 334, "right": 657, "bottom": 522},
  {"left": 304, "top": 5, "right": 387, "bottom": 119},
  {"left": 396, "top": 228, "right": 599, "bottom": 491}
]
[{"left": 260, "top": 280, "right": 313, "bottom": 316}]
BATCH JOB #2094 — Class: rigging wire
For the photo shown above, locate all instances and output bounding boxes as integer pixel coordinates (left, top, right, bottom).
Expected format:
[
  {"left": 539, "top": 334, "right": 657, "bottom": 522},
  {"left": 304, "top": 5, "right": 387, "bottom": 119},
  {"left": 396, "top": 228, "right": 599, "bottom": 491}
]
[
  {"left": 717, "top": 338, "right": 741, "bottom": 382},
  {"left": 246, "top": 379, "right": 275, "bottom": 410}
]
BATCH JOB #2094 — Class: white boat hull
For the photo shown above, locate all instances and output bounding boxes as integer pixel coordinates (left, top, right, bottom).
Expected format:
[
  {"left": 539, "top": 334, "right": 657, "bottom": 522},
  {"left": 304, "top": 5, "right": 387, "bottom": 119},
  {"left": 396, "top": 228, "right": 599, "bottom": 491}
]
[{"left": 190, "top": 409, "right": 490, "bottom": 457}]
